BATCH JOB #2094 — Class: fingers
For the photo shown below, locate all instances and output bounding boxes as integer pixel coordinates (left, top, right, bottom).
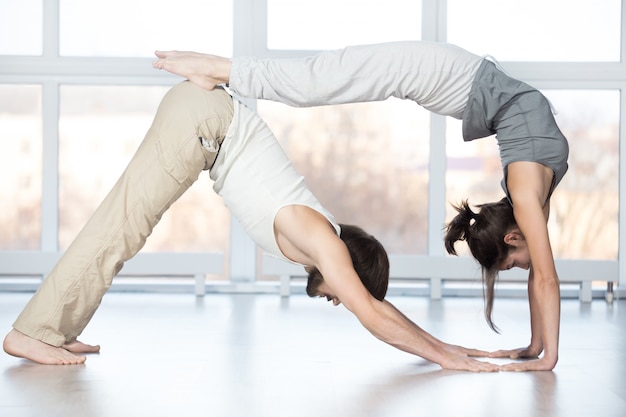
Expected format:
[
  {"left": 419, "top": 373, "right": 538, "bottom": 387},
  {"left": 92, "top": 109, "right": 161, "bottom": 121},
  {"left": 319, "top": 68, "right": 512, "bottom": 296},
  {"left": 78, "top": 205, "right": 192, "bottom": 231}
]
[
  {"left": 488, "top": 350, "right": 510, "bottom": 358},
  {"left": 154, "top": 50, "right": 206, "bottom": 59},
  {"left": 154, "top": 50, "right": 183, "bottom": 58},
  {"left": 500, "top": 362, "right": 525, "bottom": 372},
  {"left": 489, "top": 350, "right": 539, "bottom": 360},
  {"left": 475, "top": 360, "right": 500, "bottom": 372},
  {"left": 489, "top": 349, "right": 520, "bottom": 358},
  {"left": 464, "top": 348, "right": 491, "bottom": 357},
  {"left": 500, "top": 360, "right": 553, "bottom": 372},
  {"left": 442, "top": 344, "right": 490, "bottom": 357},
  {"left": 443, "top": 356, "right": 500, "bottom": 372},
  {"left": 463, "top": 358, "right": 500, "bottom": 372}
]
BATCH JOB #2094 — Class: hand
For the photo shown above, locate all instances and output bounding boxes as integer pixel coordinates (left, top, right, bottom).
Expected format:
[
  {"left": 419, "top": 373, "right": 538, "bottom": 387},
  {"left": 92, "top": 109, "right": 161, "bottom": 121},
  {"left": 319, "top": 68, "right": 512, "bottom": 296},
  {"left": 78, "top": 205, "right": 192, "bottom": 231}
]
[
  {"left": 439, "top": 353, "right": 500, "bottom": 372},
  {"left": 438, "top": 343, "right": 499, "bottom": 372},
  {"left": 499, "top": 356, "right": 557, "bottom": 372},
  {"left": 489, "top": 345, "right": 542, "bottom": 360},
  {"left": 152, "top": 50, "right": 231, "bottom": 90}
]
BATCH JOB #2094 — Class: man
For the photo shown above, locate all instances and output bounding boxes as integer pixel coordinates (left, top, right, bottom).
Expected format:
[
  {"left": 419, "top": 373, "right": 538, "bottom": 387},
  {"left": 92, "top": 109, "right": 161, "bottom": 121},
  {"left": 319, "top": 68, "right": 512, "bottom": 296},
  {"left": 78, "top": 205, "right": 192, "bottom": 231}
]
[{"left": 4, "top": 79, "right": 498, "bottom": 372}]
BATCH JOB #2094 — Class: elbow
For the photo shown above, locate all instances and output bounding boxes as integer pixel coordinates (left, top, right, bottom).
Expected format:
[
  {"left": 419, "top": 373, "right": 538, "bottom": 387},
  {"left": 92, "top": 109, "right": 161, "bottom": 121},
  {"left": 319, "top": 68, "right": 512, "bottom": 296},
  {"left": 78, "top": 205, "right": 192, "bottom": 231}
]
[{"left": 530, "top": 271, "right": 560, "bottom": 290}]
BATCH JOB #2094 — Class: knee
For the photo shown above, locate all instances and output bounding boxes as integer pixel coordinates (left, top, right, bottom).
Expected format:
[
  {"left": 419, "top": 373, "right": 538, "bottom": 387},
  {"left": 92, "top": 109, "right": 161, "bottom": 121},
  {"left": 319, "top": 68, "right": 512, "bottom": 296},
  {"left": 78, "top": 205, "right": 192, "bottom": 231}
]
[
  {"left": 161, "top": 81, "right": 206, "bottom": 110},
  {"left": 157, "top": 82, "right": 233, "bottom": 127}
]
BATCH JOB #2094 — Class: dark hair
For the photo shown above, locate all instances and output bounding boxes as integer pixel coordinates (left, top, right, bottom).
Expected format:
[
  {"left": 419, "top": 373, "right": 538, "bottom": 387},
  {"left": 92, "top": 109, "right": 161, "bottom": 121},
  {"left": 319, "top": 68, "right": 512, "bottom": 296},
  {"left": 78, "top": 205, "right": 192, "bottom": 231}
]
[
  {"left": 444, "top": 197, "right": 517, "bottom": 332},
  {"left": 306, "top": 224, "right": 389, "bottom": 301}
]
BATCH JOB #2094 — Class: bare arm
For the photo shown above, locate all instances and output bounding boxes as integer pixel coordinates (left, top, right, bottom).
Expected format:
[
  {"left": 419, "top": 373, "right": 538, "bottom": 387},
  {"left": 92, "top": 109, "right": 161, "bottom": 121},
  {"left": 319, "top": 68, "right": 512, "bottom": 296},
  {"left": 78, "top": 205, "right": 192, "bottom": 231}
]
[
  {"left": 499, "top": 161, "right": 560, "bottom": 371},
  {"left": 274, "top": 206, "right": 499, "bottom": 372},
  {"left": 522, "top": 203, "right": 553, "bottom": 359},
  {"left": 527, "top": 266, "right": 547, "bottom": 354},
  {"left": 320, "top": 244, "right": 498, "bottom": 371},
  {"left": 350, "top": 296, "right": 498, "bottom": 371},
  {"left": 382, "top": 299, "right": 501, "bottom": 359},
  {"left": 490, "top": 267, "right": 545, "bottom": 361}
]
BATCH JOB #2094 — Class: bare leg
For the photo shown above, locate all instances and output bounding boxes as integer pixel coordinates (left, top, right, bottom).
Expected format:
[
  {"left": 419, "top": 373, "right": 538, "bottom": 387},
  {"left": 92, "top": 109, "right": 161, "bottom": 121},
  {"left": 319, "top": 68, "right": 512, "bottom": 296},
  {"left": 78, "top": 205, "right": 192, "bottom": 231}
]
[{"left": 3, "top": 329, "right": 88, "bottom": 365}]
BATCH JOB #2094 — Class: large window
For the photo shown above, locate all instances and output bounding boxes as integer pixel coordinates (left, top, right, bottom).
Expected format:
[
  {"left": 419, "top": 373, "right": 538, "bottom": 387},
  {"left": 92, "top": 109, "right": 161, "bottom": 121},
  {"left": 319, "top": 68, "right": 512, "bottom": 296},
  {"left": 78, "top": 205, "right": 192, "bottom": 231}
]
[
  {"left": 0, "top": 1, "right": 42, "bottom": 55},
  {"left": 267, "top": 0, "right": 422, "bottom": 50},
  {"left": 1, "top": 0, "right": 624, "bottom": 292},
  {"left": 0, "top": 85, "right": 42, "bottom": 250},
  {"left": 59, "top": 0, "right": 233, "bottom": 57},
  {"left": 259, "top": 98, "right": 431, "bottom": 254},
  {"left": 447, "top": 0, "right": 621, "bottom": 61},
  {"left": 0, "top": 0, "right": 234, "bottom": 284}
]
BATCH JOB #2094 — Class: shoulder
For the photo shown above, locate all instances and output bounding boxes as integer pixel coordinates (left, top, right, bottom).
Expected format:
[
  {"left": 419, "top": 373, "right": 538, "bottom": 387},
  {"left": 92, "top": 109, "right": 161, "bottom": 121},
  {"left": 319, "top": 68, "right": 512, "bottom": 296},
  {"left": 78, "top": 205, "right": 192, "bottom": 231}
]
[
  {"left": 506, "top": 161, "right": 554, "bottom": 207},
  {"left": 275, "top": 205, "right": 339, "bottom": 239},
  {"left": 274, "top": 205, "right": 341, "bottom": 265}
]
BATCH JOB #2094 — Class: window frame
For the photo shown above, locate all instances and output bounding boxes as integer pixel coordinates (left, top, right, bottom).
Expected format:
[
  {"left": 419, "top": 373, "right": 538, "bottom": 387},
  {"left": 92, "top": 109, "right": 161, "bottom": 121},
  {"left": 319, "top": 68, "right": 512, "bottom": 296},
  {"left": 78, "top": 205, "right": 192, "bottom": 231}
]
[{"left": 0, "top": 0, "right": 624, "bottom": 295}]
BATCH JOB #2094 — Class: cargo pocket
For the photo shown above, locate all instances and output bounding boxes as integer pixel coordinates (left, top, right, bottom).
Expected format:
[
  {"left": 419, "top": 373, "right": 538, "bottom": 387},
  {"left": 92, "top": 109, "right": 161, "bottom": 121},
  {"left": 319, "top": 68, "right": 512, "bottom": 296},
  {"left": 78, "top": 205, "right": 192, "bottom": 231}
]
[{"left": 155, "top": 140, "right": 190, "bottom": 185}]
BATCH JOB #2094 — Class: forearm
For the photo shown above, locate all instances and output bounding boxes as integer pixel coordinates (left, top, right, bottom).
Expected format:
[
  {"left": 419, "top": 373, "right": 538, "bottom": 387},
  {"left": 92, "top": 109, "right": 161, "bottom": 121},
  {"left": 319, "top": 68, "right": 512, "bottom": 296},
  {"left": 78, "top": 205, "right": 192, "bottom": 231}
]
[
  {"left": 532, "top": 273, "right": 561, "bottom": 366},
  {"left": 229, "top": 42, "right": 421, "bottom": 107},
  {"left": 527, "top": 271, "right": 544, "bottom": 353},
  {"left": 383, "top": 301, "right": 450, "bottom": 350},
  {"left": 354, "top": 300, "right": 498, "bottom": 371},
  {"left": 362, "top": 300, "right": 450, "bottom": 365}
]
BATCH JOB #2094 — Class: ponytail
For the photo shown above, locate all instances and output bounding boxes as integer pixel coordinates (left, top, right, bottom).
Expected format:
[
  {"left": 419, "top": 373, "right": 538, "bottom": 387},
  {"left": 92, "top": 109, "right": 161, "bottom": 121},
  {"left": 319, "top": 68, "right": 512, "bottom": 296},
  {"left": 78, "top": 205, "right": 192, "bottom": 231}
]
[{"left": 444, "top": 200, "right": 477, "bottom": 256}]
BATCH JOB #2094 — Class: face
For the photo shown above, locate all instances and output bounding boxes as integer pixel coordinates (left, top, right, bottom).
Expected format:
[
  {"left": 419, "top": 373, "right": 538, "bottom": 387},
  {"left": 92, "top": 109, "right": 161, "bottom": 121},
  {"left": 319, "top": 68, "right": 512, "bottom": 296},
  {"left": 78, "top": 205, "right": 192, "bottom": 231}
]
[
  {"left": 315, "top": 281, "right": 341, "bottom": 306},
  {"left": 499, "top": 246, "right": 531, "bottom": 271},
  {"left": 499, "top": 230, "right": 531, "bottom": 271},
  {"left": 305, "top": 266, "right": 341, "bottom": 306}
]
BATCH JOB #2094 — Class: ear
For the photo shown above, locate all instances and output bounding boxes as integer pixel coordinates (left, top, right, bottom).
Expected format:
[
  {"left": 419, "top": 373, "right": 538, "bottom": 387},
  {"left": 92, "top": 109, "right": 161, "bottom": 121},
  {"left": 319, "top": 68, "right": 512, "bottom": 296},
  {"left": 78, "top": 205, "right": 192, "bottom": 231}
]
[{"left": 503, "top": 231, "right": 525, "bottom": 246}]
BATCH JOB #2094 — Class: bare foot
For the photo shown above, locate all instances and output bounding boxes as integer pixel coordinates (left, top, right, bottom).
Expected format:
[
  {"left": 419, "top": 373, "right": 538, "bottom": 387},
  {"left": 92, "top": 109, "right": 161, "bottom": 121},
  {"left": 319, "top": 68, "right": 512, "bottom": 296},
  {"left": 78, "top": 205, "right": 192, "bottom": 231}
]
[
  {"left": 63, "top": 339, "right": 100, "bottom": 354},
  {"left": 3, "top": 329, "right": 88, "bottom": 365},
  {"left": 153, "top": 50, "right": 231, "bottom": 90}
]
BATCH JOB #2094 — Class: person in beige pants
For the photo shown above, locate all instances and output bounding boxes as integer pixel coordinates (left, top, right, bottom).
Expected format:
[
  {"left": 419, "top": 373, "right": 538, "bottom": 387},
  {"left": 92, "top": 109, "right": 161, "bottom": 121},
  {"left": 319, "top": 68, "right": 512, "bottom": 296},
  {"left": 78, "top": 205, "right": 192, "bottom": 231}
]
[
  {"left": 4, "top": 80, "right": 498, "bottom": 372},
  {"left": 6, "top": 82, "right": 234, "bottom": 359}
]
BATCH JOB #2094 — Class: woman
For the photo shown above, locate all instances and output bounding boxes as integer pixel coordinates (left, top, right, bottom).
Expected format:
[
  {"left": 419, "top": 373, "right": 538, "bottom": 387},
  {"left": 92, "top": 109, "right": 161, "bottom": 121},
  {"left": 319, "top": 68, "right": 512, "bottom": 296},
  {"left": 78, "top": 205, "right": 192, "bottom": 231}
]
[{"left": 153, "top": 40, "right": 569, "bottom": 371}]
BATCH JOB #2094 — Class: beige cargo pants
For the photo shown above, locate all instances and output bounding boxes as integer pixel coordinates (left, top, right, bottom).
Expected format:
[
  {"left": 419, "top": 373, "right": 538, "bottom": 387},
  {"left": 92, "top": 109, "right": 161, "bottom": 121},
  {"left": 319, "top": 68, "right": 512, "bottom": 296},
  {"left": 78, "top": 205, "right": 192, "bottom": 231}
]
[{"left": 13, "top": 82, "right": 233, "bottom": 346}]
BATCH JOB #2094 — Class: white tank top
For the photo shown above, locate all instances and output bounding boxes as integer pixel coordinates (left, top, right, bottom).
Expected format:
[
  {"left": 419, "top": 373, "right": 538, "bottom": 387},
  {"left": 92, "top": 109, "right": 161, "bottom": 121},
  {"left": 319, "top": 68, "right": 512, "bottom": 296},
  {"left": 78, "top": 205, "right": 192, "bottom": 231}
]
[{"left": 209, "top": 98, "right": 341, "bottom": 263}]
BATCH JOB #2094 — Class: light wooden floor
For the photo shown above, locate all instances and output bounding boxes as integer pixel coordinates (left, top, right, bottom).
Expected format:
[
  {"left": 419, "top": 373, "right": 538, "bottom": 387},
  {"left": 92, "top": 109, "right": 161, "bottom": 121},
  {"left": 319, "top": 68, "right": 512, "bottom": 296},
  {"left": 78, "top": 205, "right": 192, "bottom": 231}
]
[{"left": 0, "top": 292, "right": 624, "bottom": 417}]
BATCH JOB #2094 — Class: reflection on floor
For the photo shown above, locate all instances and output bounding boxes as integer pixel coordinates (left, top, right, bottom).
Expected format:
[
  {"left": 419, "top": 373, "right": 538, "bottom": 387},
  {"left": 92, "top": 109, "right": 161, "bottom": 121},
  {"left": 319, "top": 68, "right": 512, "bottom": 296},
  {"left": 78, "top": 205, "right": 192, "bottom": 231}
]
[{"left": 0, "top": 292, "right": 624, "bottom": 417}]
